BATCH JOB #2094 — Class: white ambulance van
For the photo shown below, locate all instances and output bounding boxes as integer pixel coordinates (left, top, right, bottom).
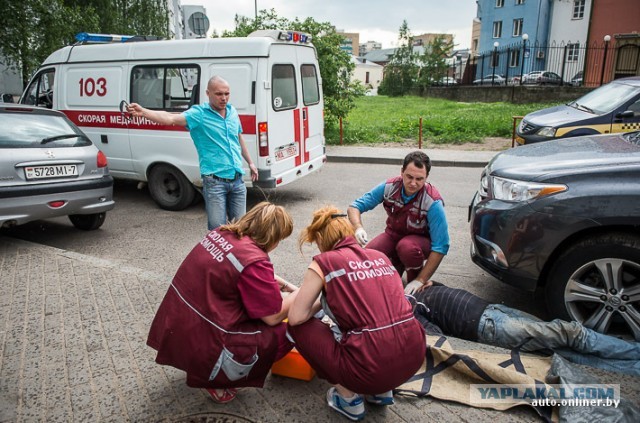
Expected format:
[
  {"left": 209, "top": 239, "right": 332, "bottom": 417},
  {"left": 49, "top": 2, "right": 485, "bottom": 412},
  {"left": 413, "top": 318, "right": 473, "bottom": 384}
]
[{"left": 20, "top": 30, "right": 326, "bottom": 210}]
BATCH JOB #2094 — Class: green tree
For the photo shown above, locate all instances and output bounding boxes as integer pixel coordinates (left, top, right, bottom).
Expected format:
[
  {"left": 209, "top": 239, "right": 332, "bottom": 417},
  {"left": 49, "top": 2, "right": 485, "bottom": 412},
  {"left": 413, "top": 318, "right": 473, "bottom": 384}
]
[
  {"left": 0, "top": 0, "right": 168, "bottom": 87},
  {"left": 416, "top": 34, "right": 454, "bottom": 91},
  {"left": 0, "top": 0, "right": 96, "bottom": 87},
  {"left": 222, "top": 9, "right": 358, "bottom": 124},
  {"left": 63, "top": 0, "right": 169, "bottom": 38},
  {"left": 379, "top": 20, "right": 418, "bottom": 97}
]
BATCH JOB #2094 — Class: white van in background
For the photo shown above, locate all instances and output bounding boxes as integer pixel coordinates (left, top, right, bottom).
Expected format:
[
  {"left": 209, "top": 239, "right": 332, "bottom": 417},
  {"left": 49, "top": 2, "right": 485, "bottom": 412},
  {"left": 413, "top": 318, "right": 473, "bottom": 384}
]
[{"left": 20, "top": 30, "right": 326, "bottom": 210}]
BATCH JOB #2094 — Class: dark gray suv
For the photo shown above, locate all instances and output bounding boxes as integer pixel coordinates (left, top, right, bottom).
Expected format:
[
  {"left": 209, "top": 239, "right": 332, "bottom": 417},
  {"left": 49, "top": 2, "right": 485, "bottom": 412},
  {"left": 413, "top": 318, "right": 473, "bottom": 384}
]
[{"left": 469, "top": 131, "right": 640, "bottom": 340}]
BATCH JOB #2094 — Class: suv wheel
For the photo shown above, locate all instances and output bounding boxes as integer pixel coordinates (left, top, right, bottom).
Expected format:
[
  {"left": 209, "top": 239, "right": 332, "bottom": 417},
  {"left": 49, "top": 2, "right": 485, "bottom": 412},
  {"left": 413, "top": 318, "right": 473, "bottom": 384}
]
[
  {"left": 148, "top": 164, "right": 195, "bottom": 211},
  {"left": 69, "top": 212, "right": 106, "bottom": 230},
  {"left": 545, "top": 233, "right": 640, "bottom": 340}
]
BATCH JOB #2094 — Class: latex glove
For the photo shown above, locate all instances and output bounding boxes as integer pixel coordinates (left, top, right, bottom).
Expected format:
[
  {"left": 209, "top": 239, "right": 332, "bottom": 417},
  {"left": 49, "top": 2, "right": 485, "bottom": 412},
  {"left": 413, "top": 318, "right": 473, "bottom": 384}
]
[
  {"left": 355, "top": 227, "right": 369, "bottom": 246},
  {"left": 404, "top": 280, "right": 423, "bottom": 296}
]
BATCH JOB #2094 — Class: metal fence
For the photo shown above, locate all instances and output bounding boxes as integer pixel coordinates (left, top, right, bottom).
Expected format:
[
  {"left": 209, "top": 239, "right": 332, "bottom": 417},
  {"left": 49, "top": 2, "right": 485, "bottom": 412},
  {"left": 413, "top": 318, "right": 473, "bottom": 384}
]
[{"left": 459, "top": 40, "right": 639, "bottom": 88}]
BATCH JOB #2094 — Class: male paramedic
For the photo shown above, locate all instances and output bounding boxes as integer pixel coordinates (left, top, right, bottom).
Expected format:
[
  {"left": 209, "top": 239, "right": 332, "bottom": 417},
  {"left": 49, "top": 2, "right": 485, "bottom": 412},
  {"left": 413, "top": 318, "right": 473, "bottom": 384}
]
[
  {"left": 347, "top": 151, "right": 449, "bottom": 293},
  {"left": 127, "top": 76, "right": 258, "bottom": 230}
]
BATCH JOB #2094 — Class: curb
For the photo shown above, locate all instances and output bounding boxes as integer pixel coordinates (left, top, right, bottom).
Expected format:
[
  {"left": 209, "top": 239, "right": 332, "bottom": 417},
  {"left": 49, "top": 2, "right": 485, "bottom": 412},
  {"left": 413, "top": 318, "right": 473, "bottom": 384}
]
[{"left": 327, "top": 155, "right": 489, "bottom": 168}]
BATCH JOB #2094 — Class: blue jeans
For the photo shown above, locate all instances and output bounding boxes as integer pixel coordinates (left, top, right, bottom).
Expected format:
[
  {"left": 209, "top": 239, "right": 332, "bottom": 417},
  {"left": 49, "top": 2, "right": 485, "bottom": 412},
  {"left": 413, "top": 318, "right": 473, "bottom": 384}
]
[
  {"left": 477, "top": 304, "right": 640, "bottom": 376},
  {"left": 202, "top": 175, "right": 247, "bottom": 230}
]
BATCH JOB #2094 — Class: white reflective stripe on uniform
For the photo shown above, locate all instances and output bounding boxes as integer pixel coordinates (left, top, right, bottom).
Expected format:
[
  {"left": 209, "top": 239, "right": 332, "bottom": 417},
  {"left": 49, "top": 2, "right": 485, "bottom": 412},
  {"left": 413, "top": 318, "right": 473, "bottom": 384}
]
[
  {"left": 227, "top": 252, "right": 244, "bottom": 273},
  {"left": 170, "top": 282, "right": 262, "bottom": 335},
  {"left": 348, "top": 316, "right": 416, "bottom": 335},
  {"left": 325, "top": 268, "right": 346, "bottom": 283},
  {"left": 419, "top": 190, "right": 434, "bottom": 210},
  {"left": 383, "top": 182, "right": 404, "bottom": 208}
]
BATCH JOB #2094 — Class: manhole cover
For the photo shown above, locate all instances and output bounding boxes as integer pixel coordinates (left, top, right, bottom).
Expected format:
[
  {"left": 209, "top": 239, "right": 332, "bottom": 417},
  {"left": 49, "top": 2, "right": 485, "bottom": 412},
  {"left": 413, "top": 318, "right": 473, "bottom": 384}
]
[{"left": 173, "top": 412, "right": 255, "bottom": 423}]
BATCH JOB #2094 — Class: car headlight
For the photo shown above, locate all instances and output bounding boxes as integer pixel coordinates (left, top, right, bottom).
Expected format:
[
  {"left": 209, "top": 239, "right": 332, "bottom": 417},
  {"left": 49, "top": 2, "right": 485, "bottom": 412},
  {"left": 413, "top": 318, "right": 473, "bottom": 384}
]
[
  {"left": 537, "top": 126, "right": 557, "bottom": 137},
  {"left": 492, "top": 176, "right": 567, "bottom": 202}
]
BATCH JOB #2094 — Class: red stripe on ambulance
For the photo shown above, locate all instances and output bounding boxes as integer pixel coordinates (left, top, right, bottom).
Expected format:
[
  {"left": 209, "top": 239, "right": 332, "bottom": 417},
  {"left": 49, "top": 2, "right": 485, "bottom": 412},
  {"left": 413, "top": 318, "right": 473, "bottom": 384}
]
[
  {"left": 62, "top": 110, "right": 257, "bottom": 134},
  {"left": 293, "top": 108, "right": 302, "bottom": 166},
  {"left": 303, "top": 107, "right": 310, "bottom": 162}
]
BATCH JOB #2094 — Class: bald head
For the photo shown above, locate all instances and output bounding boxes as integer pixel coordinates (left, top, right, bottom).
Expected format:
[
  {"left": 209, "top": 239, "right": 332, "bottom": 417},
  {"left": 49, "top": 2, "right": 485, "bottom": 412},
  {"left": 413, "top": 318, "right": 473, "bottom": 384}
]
[{"left": 206, "top": 76, "right": 231, "bottom": 113}]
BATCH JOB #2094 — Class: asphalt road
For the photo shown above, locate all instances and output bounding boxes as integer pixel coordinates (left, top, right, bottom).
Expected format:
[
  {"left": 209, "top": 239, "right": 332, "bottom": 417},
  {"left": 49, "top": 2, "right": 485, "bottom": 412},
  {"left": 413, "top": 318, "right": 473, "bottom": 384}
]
[{"left": 1, "top": 161, "right": 545, "bottom": 316}]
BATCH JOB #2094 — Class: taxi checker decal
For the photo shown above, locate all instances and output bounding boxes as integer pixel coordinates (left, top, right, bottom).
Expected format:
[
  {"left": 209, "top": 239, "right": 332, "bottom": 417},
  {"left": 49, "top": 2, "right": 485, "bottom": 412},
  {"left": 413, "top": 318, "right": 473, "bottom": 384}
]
[{"left": 619, "top": 122, "right": 640, "bottom": 131}]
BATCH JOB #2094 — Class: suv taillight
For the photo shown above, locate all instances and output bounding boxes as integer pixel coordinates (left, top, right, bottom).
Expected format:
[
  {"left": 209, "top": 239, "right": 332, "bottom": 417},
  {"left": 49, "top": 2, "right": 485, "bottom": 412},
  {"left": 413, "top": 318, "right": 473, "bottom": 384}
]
[
  {"left": 97, "top": 151, "right": 108, "bottom": 168},
  {"left": 258, "top": 122, "right": 269, "bottom": 157}
]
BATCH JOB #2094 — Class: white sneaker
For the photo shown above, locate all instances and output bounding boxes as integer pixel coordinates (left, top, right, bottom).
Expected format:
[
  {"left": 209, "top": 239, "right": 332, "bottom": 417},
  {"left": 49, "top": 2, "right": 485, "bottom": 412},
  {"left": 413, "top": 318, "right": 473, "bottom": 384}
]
[
  {"left": 326, "top": 387, "right": 365, "bottom": 421},
  {"left": 365, "top": 390, "right": 394, "bottom": 405}
]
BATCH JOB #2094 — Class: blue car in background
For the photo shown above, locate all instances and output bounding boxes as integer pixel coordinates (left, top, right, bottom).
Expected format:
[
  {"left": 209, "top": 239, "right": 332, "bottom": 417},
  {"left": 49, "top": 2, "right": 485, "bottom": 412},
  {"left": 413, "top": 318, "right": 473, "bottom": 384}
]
[{"left": 516, "top": 76, "right": 640, "bottom": 144}]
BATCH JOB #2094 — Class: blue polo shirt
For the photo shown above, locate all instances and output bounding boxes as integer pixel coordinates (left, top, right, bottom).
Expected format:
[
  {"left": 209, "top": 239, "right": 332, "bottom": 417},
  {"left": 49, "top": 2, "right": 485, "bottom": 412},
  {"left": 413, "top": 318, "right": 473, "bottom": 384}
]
[
  {"left": 183, "top": 102, "right": 245, "bottom": 179},
  {"left": 351, "top": 182, "right": 450, "bottom": 255}
]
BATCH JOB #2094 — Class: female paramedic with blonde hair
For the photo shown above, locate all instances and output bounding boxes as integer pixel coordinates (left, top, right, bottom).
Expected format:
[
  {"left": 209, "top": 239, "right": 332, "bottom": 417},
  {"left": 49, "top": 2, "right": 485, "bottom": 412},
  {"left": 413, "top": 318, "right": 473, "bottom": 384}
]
[
  {"left": 147, "top": 202, "right": 298, "bottom": 404},
  {"left": 288, "top": 206, "right": 426, "bottom": 421}
]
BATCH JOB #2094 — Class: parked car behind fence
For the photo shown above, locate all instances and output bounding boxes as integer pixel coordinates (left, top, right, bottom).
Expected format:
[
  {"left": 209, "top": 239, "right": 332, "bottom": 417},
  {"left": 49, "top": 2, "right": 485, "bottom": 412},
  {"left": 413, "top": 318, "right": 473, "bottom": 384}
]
[
  {"left": 473, "top": 74, "right": 507, "bottom": 86},
  {"left": 522, "top": 71, "right": 563, "bottom": 85}
]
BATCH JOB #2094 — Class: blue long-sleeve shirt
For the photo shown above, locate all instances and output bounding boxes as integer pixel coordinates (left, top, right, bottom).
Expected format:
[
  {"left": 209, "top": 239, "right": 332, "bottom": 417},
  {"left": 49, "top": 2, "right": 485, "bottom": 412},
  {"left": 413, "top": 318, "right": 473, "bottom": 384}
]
[{"left": 351, "top": 182, "right": 450, "bottom": 255}]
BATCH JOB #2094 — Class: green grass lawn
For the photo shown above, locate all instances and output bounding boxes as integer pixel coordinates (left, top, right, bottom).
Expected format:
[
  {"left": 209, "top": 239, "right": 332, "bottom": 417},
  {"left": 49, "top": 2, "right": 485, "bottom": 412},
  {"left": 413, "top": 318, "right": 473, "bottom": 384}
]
[{"left": 325, "top": 96, "right": 563, "bottom": 145}]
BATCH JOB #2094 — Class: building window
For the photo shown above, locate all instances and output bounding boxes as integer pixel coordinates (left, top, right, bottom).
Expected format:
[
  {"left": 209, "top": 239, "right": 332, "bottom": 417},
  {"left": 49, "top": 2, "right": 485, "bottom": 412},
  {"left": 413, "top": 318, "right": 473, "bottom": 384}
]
[
  {"left": 365, "top": 71, "right": 370, "bottom": 84},
  {"left": 492, "top": 53, "right": 500, "bottom": 68},
  {"left": 516, "top": 0, "right": 525, "bottom": 4},
  {"left": 509, "top": 49, "right": 521, "bottom": 67},
  {"left": 513, "top": 19, "right": 523, "bottom": 37},
  {"left": 493, "top": 21, "right": 502, "bottom": 38},
  {"left": 573, "top": 0, "right": 586, "bottom": 19},
  {"left": 496, "top": 0, "right": 504, "bottom": 7},
  {"left": 567, "top": 43, "right": 580, "bottom": 62}
]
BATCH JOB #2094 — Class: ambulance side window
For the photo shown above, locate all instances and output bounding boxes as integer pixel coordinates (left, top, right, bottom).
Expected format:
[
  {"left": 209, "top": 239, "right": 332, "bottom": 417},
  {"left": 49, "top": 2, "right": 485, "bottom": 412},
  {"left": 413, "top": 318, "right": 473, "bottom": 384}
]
[
  {"left": 22, "top": 70, "right": 55, "bottom": 109},
  {"left": 272, "top": 64, "right": 297, "bottom": 111},
  {"left": 301, "top": 64, "right": 320, "bottom": 105},
  {"left": 131, "top": 65, "right": 199, "bottom": 111}
]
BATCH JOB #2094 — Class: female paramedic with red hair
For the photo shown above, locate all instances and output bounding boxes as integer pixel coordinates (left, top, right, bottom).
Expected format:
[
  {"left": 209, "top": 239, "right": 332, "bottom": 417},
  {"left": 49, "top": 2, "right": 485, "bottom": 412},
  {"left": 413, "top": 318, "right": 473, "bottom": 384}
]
[
  {"left": 288, "top": 206, "right": 426, "bottom": 421},
  {"left": 147, "top": 202, "right": 298, "bottom": 404}
]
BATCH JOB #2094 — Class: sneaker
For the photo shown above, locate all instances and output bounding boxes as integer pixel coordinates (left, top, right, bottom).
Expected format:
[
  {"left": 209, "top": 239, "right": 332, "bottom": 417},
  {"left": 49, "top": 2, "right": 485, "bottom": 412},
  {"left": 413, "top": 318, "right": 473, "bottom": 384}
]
[
  {"left": 365, "top": 390, "right": 395, "bottom": 406},
  {"left": 326, "top": 387, "right": 365, "bottom": 421}
]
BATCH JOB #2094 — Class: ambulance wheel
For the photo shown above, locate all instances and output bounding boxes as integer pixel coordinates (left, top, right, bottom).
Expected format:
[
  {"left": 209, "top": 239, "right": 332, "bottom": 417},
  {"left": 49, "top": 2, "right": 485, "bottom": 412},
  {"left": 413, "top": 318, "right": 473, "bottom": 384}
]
[{"left": 148, "top": 164, "right": 195, "bottom": 211}]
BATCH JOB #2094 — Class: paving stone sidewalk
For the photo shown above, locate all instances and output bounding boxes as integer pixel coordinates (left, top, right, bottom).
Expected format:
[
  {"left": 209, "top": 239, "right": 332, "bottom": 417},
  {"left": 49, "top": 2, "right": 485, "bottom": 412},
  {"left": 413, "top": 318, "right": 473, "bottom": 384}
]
[{"left": 1, "top": 236, "right": 637, "bottom": 422}]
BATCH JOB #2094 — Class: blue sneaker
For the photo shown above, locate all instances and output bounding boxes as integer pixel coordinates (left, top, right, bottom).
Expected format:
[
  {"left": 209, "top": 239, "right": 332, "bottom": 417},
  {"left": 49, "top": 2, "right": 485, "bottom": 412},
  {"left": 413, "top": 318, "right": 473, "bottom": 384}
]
[
  {"left": 326, "top": 387, "right": 365, "bottom": 421},
  {"left": 365, "top": 390, "right": 395, "bottom": 406}
]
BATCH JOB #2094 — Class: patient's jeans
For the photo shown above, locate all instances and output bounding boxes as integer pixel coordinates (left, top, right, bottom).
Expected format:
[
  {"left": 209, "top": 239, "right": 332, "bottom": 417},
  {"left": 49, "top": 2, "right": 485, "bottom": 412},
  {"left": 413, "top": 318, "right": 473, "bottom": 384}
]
[{"left": 477, "top": 304, "right": 640, "bottom": 376}]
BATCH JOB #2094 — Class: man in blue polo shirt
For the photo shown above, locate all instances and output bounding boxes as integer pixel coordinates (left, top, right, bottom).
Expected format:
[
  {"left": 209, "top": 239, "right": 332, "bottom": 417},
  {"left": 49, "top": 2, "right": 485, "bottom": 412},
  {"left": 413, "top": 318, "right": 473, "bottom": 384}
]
[{"left": 128, "top": 76, "right": 258, "bottom": 230}]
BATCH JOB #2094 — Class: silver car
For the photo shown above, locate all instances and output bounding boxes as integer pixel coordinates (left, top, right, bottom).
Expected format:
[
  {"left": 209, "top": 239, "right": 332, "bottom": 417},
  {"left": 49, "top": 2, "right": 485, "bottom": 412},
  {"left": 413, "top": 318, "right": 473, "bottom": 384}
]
[
  {"left": 0, "top": 105, "right": 114, "bottom": 230},
  {"left": 522, "top": 70, "right": 563, "bottom": 85}
]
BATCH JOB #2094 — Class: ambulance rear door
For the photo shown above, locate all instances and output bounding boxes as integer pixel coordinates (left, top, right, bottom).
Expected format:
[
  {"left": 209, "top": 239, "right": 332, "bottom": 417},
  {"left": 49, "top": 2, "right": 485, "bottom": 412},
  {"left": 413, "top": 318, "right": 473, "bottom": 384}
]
[
  {"left": 297, "top": 47, "right": 324, "bottom": 165},
  {"left": 262, "top": 43, "right": 313, "bottom": 185}
]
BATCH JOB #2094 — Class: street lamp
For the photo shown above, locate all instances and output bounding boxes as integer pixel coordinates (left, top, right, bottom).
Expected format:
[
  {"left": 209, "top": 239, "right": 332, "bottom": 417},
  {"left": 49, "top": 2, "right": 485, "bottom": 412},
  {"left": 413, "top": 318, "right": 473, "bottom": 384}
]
[
  {"left": 255, "top": 0, "right": 258, "bottom": 21},
  {"left": 520, "top": 33, "right": 528, "bottom": 85},
  {"left": 600, "top": 34, "right": 611, "bottom": 86},
  {"left": 492, "top": 41, "right": 499, "bottom": 85}
]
